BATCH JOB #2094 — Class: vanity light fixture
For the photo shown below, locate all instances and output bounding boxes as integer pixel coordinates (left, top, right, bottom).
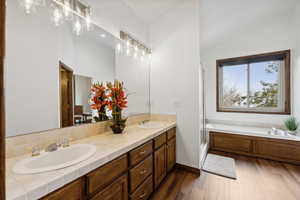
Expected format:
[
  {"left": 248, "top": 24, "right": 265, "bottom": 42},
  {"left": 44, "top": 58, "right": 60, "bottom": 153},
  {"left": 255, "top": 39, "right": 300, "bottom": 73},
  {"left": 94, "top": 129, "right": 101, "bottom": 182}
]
[
  {"left": 19, "top": 0, "right": 92, "bottom": 36},
  {"left": 19, "top": 0, "right": 45, "bottom": 14},
  {"left": 120, "top": 31, "right": 152, "bottom": 62}
]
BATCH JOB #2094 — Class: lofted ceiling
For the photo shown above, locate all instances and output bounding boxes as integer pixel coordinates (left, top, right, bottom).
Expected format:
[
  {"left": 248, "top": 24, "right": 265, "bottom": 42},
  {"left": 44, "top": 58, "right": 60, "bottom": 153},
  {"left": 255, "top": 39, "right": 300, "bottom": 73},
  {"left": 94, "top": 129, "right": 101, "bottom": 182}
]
[{"left": 121, "top": 0, "right": 185, "bottom": 24}]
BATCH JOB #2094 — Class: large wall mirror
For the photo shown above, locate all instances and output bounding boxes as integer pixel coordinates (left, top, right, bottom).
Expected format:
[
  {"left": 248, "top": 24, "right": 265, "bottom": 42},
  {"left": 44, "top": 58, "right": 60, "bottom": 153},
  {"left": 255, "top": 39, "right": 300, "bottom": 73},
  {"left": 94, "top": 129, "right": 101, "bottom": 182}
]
[{"left": 5, "top": 0, "right": 150, "bottom": 137}]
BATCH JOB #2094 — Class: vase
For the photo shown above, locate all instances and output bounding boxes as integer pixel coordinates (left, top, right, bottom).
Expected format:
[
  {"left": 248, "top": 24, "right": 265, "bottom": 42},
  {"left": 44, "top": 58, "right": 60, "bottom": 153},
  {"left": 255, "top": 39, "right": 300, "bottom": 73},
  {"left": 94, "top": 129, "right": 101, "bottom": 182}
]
[
  {"left": 287, "top": 130, "right": 297, "bottom": 136},
  {"left": 110, "top": 123, "right": 125, "bottom": 134}
]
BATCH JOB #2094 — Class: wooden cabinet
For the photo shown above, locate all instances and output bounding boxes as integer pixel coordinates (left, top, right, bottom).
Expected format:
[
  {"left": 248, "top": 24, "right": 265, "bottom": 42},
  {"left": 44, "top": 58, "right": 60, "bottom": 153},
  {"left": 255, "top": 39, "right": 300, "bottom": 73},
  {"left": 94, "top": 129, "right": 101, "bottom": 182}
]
[
  {"left": 41, "top": 178, "right": 85, "bottom": 200},
  {"left": 167, "top": 138, "right": 176, "bottom": 172},
  {"left": 129, "top": 155, "right": 153, "bottom": 193},
  {"left": 130, "top": 175, "right": 153, "bottom": 200},
  {"left": 129, "top": 141, "right": 153, "bottom": 166},
  {"left": 210, "top": 132, "right": 252, "bottom": 153},
  {"left": 154, "top": 133, "right": 167, "bottom": 150},
  {"left": 87, "top": 154, "right": 128, "bottom": 196},
  {"left": 154, "top": 144, "right": 167, "bottom": 188},
  {"left": 40, "top": 127, "right": 176, "bottom": 200},
  {"left": 210, "top": 132, "right": 300, "bottom": 165},
  {"left": 91, "top": 174, "right": 128, "bottom": 200}
]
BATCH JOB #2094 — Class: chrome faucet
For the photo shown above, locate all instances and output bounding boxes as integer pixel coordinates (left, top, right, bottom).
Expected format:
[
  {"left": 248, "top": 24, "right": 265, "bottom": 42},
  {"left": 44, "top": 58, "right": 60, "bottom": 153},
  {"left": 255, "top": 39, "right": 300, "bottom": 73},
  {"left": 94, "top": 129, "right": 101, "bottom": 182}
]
[
  {"left": 140, "top": 120, "right": 150, "bottom": 124},
  {"left": 45, "top": 143, "right": 58, "bottom": 152}
]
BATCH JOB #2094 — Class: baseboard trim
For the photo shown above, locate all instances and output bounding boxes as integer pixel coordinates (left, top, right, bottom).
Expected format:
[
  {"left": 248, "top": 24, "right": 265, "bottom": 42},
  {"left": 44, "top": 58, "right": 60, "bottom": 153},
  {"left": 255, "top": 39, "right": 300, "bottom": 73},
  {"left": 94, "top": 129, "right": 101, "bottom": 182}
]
[{"left": 175, "top": 163, "right": 201, "bottom": 176}]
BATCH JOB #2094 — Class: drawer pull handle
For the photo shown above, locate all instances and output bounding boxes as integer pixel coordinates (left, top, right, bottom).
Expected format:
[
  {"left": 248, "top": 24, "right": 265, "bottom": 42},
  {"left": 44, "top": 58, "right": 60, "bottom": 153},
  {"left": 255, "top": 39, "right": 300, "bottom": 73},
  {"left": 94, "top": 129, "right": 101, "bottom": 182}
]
[
  {"left": 139, "top": 150, "right": 146, "bottom": 155},
  {"left": 140, "top": 169, "right": 147, "bottom": 174},
  {"left": 139, "top": 192, "right": 147, "bottom": 199}
]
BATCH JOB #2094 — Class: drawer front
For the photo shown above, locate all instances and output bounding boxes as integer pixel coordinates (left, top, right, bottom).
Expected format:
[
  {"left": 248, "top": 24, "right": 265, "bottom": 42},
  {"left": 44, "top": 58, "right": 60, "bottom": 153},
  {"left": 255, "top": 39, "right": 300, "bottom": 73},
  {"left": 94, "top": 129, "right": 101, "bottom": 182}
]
[
  {"left": 41, "top": 178, "right": 84, "bottom": 200},
  {"left": 129, "top": 155, "right": 153, "bottom": 193},
  {"left": 211, "top": 133, "right": 252, "bottom": 153},
  {"left": 130, "top": 175, "right": 153, "bottom": 200},
  {"left": 154, "top": 133, "right": 167, "bottom": 150},
  {"left": 91, "top": 174, "right": 128, "bottom": 200},
  {"left": 254, "top": 140, "right": 300, "bottom": 162},
  {"left": 129, "top": 141, "right": 153, "bottom": 166},
  {"left": 167, "top": 128, "right": 176, "bottom": 141},
  {"left": 87, "top": 154, "right": 128, "bottom": 195}
]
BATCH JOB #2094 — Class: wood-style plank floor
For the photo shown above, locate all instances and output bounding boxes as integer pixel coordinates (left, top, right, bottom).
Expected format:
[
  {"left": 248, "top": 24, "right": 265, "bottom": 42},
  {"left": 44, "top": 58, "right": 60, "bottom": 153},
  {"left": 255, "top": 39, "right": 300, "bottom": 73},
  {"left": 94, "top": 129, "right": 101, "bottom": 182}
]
[{"left": 150, "top": 152, "right": 300, "bottom": 200}]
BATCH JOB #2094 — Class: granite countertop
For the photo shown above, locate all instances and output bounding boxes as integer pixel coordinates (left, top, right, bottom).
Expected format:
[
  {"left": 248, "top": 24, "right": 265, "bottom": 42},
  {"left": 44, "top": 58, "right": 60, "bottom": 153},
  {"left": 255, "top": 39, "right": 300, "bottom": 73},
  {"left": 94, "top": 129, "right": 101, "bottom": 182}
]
[
  {"left": 207, "top": 123, "right": 300, "bottom": 142},
  {"left": 6, "top": 121, "right": 176, "bottom": 200}
]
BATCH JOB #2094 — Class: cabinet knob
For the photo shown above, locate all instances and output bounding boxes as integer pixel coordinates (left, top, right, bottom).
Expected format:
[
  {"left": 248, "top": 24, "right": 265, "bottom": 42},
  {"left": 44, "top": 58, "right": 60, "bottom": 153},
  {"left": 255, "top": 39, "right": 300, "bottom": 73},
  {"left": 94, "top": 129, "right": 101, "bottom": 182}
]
[
  {"left": 140, "top": 169, "right": 147, "bottom": 175},
  {"left": 139, "top": 150, "right": 146, "bottom": 155}
]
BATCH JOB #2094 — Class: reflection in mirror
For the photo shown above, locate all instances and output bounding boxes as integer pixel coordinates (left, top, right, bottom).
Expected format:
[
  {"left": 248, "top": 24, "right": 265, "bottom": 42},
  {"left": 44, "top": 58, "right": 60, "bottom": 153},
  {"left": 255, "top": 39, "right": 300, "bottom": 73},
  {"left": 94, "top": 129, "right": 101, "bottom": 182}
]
[
  {"left": 73, "top": 75, "right": 92, "bottom": 125},
  {"left": 5, "top": 0, "right": 150, "bottom": 137}
]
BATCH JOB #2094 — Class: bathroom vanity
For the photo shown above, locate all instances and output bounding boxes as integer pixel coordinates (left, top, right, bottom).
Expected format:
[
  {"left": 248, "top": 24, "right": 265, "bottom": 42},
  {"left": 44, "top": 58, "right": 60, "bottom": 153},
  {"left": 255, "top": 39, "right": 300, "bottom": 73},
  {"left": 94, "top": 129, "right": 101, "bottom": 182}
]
[
  {"left": 41, "top": 127, "right": 176, "bottom": 200},
  {"left": 6, "top": 118, "right": 177, "bottom": 200}
]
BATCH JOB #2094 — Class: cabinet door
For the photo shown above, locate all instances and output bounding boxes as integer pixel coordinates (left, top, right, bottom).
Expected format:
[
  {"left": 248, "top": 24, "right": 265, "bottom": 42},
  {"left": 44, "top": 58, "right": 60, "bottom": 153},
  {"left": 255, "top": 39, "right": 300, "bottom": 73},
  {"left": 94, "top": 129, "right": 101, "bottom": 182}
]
[
  {"left": 41, "top": 178, "right": 84, "bottom": 200},
  {"left": 154, "top": 144, "right": 167, "bottom": 188},
  {"left": 91, "top": 174, "right": 128, "bottom": 200},
  {"left": 167, "top": 138, "right": 176, "bottom": 172}
]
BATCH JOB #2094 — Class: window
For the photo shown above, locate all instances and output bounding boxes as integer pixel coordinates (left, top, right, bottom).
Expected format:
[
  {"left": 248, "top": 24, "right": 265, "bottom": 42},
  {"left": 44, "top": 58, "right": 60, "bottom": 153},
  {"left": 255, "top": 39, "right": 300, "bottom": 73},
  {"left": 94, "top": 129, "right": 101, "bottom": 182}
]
[{"left": 217, "top": 50, "right": 291, "bottom": 114}]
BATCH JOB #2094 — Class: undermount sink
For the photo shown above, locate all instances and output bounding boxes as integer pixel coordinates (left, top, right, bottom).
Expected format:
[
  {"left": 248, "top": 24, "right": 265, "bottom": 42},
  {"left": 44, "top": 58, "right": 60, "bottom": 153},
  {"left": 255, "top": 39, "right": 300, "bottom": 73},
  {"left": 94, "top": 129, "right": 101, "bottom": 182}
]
[
  {"left": 138, "top": 121, "right": 165, "bottom": 129},
  {"left": 13, "top": 144, "right": 96, "bottom": 174}
]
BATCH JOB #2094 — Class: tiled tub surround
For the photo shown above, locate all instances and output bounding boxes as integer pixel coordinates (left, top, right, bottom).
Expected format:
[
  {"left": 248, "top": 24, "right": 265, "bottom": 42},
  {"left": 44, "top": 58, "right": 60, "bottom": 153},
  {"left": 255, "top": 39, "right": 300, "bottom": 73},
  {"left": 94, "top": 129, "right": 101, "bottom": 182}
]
[{"left": 6, "top": 114, "right": 176, "bottom": 200}]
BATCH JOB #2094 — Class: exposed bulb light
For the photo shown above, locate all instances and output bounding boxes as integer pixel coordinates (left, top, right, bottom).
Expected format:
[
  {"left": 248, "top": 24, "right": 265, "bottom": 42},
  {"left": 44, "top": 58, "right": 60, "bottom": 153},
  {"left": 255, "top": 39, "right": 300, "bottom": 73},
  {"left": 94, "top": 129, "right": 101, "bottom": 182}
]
[
  {"left": 142, "top": 50, "right": 146, "bottom": 56},
  {"left": 126, "top": 39, "right": 131, "bottom": 47},
  {"left": 53, "top": 7, "right": 63, "bottom": 26},
  {"left": 126, "top": 47, "right": 131, "bottom": 56},
  {"left": 85, "top": 15, "right": 92, "bottom": 31},
  {"left": 148, "top": 53, "right": 152, "bottom": 60},
  {"left": 63, "top": 0, "right": 71, "bottom": 18},
  {"left": 24, "top": 0, "right": 34, "bottom": 14},
  {"left": 73, "top": 20, "right": 82, "bottom": 36},
  {"left": 116, "top": 43, "right": 122, "bottom": 54}
]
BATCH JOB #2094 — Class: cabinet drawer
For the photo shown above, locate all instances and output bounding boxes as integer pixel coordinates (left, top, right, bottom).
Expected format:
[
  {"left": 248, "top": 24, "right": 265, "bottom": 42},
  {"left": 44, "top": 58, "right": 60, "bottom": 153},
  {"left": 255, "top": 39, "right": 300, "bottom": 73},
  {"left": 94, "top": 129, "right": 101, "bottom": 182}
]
[
  {"left": 211, "top": 133, "right": 252, "bottom": 153},
  {"left": 167, "top": 128, "right": 176, "bottom": 140},
  {"left": 41, "top": 178, "right": 84, "bottom": 200},
  {"left": 130, "top": 175, "right": 153, "bottom": 200},
  {"left": 154, "top": 133, "right": 167, "bottom": 149},
  {"left": 91, "top": 174, "right": 128, "bottom": 200},
  {"left": 129, "top": 155, "right": 153, "bottom": 193},
  {"left": 87, "top": 154, "right": 128, "bottom": 195},
  {"left": 129, "top": 141, "right": 153, "bottom": 166}
]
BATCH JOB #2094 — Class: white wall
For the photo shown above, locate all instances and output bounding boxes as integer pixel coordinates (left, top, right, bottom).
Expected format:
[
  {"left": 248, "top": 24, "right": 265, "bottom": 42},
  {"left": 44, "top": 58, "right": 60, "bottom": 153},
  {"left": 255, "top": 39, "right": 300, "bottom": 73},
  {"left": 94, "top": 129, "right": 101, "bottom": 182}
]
[
  {"left": 149, "top": 0, "right": 201, "bottom": 168},
  {"left": 200, "top": 0, "right": 298, "bottom": 126}
]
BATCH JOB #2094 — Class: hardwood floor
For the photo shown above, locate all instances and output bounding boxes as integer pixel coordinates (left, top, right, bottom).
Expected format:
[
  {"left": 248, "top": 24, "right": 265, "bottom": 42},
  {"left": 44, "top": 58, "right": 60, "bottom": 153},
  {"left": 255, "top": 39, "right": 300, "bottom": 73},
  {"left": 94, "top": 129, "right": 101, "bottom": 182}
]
[{"left": 150, "top": 152, "right": 300, "bottom": 200}]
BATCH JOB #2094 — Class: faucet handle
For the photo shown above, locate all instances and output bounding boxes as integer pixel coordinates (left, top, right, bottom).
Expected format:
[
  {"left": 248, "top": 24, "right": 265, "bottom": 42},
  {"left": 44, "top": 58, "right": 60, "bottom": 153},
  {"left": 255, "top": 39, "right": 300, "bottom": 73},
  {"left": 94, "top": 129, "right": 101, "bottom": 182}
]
[{"left": 32, "top": 146, "right": 40, "bottom": 157}]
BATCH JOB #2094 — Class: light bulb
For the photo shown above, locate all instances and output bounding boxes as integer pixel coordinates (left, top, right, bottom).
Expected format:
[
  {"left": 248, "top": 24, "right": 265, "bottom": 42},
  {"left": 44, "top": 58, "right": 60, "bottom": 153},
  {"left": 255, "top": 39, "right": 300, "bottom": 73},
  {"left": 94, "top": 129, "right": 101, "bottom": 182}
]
[
  {"left": 24, "top": 0, "right": 34, "bottom": 14},
  {"left": 53, "top": 8, "right": 63, "bottom": 26},
  {"left": 142, "top": 50, "right": 146, "bottom": 56},
  {"left": 126, "top": 47, "right": 131, "bottom": 56},
  {"left": 148, "top": 53, "right": 152, "bottom": 60},
  {"left": 73, "top": 20, "right": 82, "bottom": 36},
  {"left": 116, "top": 43, "right": 122, "bottom": 53},
  {"left": 86, "top": 16, "right": 92, "bottom": 31},
  {"left": 126, "top": 39, "right": 131, "bottom": 47},
  {"left": 63, "top": 1, "right": 71, "bottom": 17}
]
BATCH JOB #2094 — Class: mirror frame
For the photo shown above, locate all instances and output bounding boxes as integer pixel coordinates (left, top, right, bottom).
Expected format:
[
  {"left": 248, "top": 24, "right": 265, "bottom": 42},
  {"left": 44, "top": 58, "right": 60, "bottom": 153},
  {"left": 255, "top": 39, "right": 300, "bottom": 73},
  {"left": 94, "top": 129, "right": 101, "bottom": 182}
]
[{"left": 0, "top": 0, "right": 5, "bottom": 198}]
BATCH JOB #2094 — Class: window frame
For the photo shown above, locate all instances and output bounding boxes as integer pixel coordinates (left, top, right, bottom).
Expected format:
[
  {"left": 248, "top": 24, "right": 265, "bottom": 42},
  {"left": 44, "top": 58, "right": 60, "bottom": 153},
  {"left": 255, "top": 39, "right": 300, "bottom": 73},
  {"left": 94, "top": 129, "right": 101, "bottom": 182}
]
[{"left": 216, "top": 50, "right": 291, "bottom": 115}]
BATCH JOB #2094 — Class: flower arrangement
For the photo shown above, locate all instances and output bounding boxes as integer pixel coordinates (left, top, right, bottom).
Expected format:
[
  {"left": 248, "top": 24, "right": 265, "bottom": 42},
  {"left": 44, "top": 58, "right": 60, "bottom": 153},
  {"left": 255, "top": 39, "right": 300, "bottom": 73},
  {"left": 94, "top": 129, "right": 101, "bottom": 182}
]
[
  {"left": 107, "top": 80, "right": 128, "bottom": 134},
  {"left": 90, "top": 82, "right": 109, "bottom": 122},
  {"left": 89, "top": 80, "right": 128, "bottom": 134}
]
